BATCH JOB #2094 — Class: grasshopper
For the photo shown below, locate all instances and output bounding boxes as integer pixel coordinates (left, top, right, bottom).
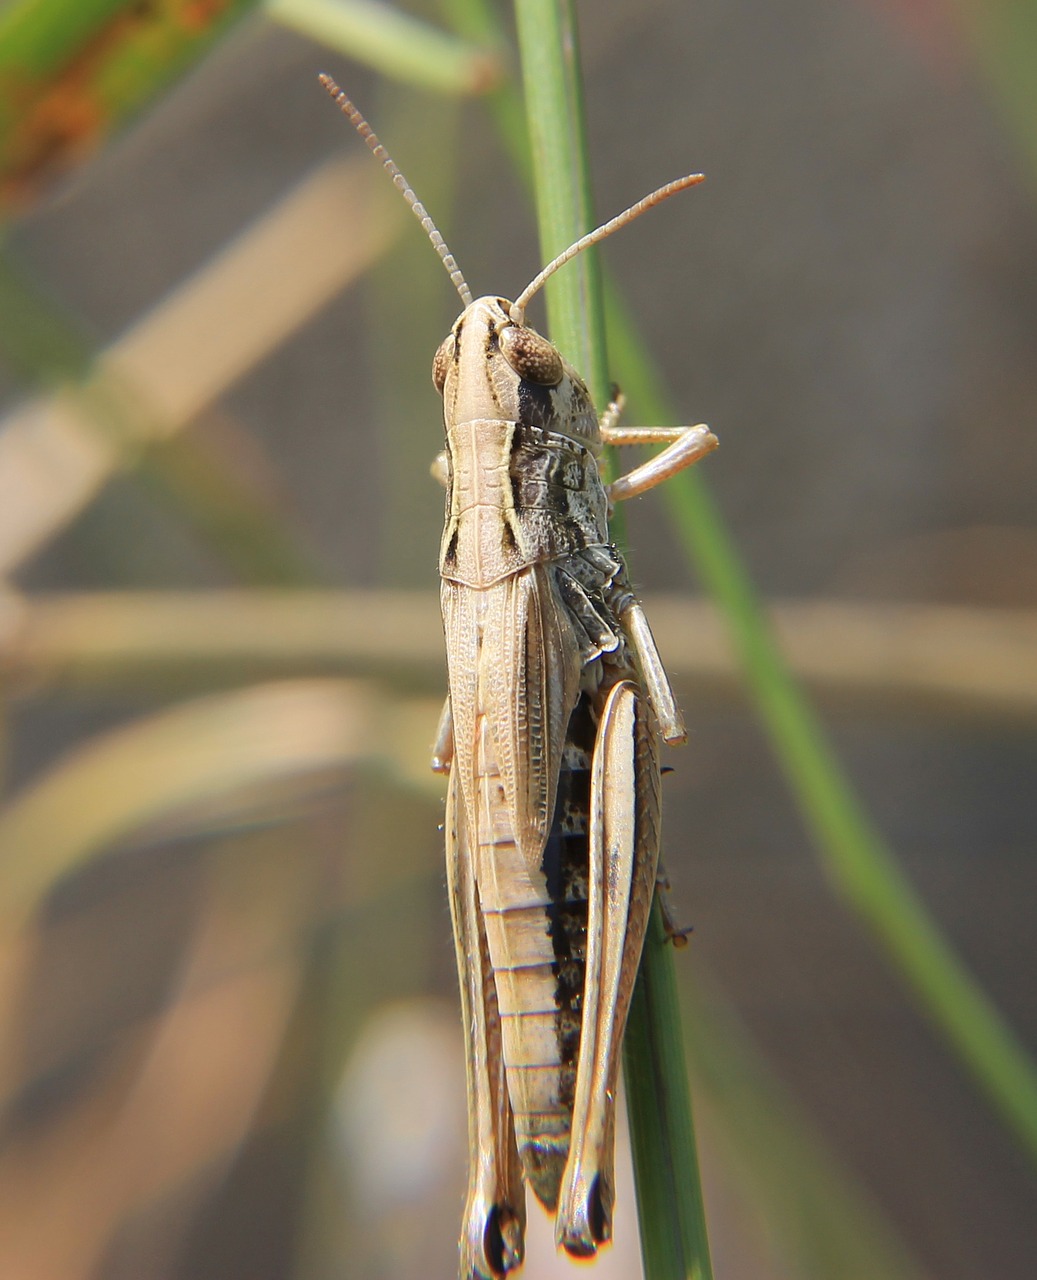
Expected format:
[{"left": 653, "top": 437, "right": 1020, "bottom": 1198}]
[{"left": 321, "top": 75, "right": 717, "bottom": 1278}]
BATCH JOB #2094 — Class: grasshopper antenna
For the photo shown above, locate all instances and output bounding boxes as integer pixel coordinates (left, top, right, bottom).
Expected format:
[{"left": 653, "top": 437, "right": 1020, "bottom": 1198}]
[
  {"left": 319, "top": 73, "right": 474, "bottom": 307},
  {"left": 509, "top": 173, "right": 705, "bottom": 325}
]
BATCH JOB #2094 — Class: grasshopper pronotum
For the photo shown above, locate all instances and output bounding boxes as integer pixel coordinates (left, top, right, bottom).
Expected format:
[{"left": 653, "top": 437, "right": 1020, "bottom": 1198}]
[{"left": 321, "top": 74, "right": 717, "bottom": 1279}]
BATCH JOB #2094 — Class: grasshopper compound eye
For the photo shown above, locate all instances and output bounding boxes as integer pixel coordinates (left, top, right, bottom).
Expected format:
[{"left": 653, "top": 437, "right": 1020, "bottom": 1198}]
[
  {"left": 498, "top": 324, "right": 564, "bottom": 386},
  {"left": 432, "top": 333, "right": 455, "bottom": 393}
]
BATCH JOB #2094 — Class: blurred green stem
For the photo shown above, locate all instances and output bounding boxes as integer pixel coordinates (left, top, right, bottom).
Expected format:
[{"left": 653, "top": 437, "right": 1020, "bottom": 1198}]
[
  {"left": 265, "top": 0, "right": 498, "bottom": 95},
  {"left": 947, "top": 0, "right": 1037, "bottom": 194},
  {"left": 514, "top": 4, "right": 714, "bottom": 1278}
]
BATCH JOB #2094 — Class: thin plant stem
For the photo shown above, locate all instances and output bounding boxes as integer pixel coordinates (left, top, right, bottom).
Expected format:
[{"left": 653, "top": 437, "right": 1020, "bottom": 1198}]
[{"left": 514, "top": 3, "right": 714, "bottom": 1277}]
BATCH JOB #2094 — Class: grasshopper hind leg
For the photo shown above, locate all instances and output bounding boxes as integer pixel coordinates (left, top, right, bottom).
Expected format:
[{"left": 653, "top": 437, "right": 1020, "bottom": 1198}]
[
  {"left": 555, "top": 679, "right": 661, "bottom": 1256},
  {"left": 446, "top": 768, "right": 526, "bottom": 1278}
]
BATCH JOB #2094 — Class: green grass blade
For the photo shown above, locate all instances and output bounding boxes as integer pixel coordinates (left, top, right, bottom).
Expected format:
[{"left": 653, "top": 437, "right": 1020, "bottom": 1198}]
[
  {"left": 0, "top": 0, "right": 257, "bottom": 213},
  {"left": 514, "top": 4, "right": 714, "bottom": 1277},
  {"left": 945, "top": 0, "right": 1037, "bottom": 194},
  {"left": 266, "top": 0, "right": 498, "bottom": 95},
  {"left": 513, "top": 0, "right": 606, "bottom": 397},
  {"left": 625, "top": 907, "right": 715, "bottom": 1280}
]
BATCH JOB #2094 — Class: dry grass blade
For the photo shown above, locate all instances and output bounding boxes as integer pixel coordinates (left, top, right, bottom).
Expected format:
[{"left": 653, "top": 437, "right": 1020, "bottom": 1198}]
[
  {"left": 0, "top": 157, "right": 399, "bottom": 575},
  {"left": 0, "top": 862, "right": 305, "bottom": 1280},
  {"left": 3, "top": 589, "right": 1036, "bottom": 721},
  {"left": 0, "top": 679, "right": 380, "bottom": 943}
]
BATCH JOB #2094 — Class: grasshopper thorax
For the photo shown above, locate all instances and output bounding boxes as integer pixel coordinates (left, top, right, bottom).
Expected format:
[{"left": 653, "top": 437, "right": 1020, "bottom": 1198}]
[{"left": 432, "top": 296, "right": 601, "bottom": 446}]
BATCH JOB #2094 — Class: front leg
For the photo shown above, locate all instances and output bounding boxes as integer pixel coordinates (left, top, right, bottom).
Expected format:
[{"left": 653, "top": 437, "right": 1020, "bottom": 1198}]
[
  {"left": 615, "top": 596, "right": 686, "bottom": 744},
  {"left": 603, "top": 422, "right": 718, "bottom": 504},
  {"left": 555, "top": 679, "right": 661, "bottom": 1256},
  {"left": 446, "top": 768, "right": 526, "bottom": 1278},
  {"left": 431, "top": 697, "right": 453, "bottom": 773},
  {"left": 431, "top": 449, "right": 451, "bottom": 488}
]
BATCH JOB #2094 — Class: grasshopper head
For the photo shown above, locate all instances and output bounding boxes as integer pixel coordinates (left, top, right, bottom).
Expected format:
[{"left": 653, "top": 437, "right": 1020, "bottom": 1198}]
[
  {"left": 318, "top": 75, "right": 701, "bottom": 452},
  {"left": 432, "top": 296, "right": 600, "bottom": 445}
]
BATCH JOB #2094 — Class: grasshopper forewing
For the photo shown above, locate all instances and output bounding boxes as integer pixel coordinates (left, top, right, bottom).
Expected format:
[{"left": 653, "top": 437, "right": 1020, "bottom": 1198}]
[{"left": 321, "top": 75, "right": 717, "bottom": 1278}]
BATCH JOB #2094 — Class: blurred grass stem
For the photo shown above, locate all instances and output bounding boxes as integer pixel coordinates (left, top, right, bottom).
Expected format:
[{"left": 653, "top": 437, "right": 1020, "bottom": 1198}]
[{"left": 266, "top": 0, "right": 500, "bottom": 95}]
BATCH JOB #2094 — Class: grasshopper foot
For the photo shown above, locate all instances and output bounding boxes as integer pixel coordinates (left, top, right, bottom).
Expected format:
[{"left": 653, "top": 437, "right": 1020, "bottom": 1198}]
[
  {"left": 657, "top": 868, "right": 693, "bottom": 947},
  {"left": 556, "top": 1167, "right": 614, "bottom": 1258},
  {"left": 460, "top": 1197, "right": 524, "bottom": 1279}
]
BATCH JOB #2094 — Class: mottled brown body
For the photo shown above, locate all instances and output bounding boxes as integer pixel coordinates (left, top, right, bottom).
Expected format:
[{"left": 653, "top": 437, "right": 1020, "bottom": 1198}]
[
  {"left": 435, "top": 298, "right": 714, "bottom": 1278},
  {"left": 316, "top": 72, "right": 716, "bottom": 1280}
]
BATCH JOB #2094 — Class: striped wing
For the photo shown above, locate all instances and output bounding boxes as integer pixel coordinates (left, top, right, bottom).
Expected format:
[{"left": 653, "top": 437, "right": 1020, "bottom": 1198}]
[{"left": 442, "top": 565, "right": 581, "bottom": 872}]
